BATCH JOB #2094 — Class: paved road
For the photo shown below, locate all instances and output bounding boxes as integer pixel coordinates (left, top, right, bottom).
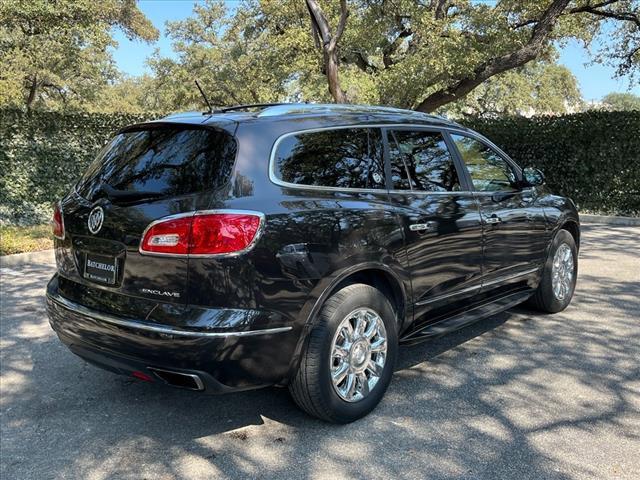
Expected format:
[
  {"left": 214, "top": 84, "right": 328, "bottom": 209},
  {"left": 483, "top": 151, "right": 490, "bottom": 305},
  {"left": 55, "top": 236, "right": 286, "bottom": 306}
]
[{"left": 1, "top": 225, "right": 639, "bottom": 480}]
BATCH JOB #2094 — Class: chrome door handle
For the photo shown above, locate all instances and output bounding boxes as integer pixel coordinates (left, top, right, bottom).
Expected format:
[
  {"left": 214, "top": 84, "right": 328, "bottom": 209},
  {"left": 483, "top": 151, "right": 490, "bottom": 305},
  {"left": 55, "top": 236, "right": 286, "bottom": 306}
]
[
  {"left": 484, "top": 216, "right": 502, "bottom": 225},
  {"left": 409, "top": 222, "right": 435, "bottom": 232}
]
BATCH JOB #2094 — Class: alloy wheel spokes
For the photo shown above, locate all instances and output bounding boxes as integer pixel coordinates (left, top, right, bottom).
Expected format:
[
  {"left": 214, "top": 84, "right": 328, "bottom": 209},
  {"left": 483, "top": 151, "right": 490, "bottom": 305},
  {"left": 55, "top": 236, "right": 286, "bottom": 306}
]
[
  {"left": 366, "top": 358, "right": 383, "bottom": 377},
  {"left": 330, "top": 307, "right": 388, "bottom": 402},
  {"left": 332, "top": 361, "right": 349, "bottom": 384},
  {"left": 357, "top": 372, "right": 370, "bottom": 397},
  {"left": 551, "top": 243, "right": 574, "bottom": 301}
]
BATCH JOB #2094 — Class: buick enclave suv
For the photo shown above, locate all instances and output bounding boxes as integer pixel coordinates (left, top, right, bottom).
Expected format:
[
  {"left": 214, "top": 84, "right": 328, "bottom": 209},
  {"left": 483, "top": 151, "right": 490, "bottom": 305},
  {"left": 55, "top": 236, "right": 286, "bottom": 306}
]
[{"left": 46, "top": 103, "right": 580, "bottom": 423}]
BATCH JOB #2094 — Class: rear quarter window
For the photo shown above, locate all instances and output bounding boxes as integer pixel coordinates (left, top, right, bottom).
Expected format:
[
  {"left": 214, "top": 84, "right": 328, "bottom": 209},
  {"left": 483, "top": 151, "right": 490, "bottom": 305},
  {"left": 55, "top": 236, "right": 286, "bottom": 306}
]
[
  {"left": 272, "top": 128, "right": 385, "bottom": 190},
  {"left": 77, "top": 125, "right": 237, "bottom": 200}
]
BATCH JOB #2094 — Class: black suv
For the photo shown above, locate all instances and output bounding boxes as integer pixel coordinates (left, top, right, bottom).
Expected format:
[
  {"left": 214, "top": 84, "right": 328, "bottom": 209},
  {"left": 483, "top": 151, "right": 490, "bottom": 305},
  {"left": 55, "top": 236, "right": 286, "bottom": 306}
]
[{"left": 46, "top": 104, "right": 580, "bottom": 423}]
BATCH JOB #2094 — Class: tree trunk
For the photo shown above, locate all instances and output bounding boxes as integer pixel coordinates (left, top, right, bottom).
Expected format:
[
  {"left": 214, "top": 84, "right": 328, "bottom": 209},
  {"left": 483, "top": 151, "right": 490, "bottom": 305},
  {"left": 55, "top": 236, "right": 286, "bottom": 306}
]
[
  {"left": 414, "top": 0, "right": 571, "bottom": 113},
  {"left": 306, "top": 0, "right": 349, "bottom": 103},
  {"left": 26, "top": 75, "right": 38, "bottom": 111},
  {"left": 325, "top": 50, "right": 347, "bottom": 103}
]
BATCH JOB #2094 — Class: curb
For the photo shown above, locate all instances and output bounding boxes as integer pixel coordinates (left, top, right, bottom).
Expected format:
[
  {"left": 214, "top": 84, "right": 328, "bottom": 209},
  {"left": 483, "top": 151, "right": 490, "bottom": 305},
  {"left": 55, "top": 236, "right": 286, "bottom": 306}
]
[
  {"left": 0, "top": 249, "right": 55, "bottom": 268},
  {"left": 580, "top": 214, "right": 640, "bottom": 226}
]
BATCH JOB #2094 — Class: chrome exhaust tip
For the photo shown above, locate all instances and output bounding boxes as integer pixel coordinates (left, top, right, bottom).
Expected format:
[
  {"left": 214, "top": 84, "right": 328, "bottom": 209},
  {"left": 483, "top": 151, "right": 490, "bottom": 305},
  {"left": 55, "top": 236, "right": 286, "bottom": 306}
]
[{"left": 147, "top": 367, "right": 205, "bottom": 391}]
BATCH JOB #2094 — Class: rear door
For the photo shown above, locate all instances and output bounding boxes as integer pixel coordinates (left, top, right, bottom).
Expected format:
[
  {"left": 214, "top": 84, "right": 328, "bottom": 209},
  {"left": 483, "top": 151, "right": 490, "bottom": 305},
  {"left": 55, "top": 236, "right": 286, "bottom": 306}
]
[
  {"left": 57, "top": 122, "right": 238, "bottom": 305},
  {"left": 449, "top": 133, "right": 548, "bottom": 294},
  {"left": 383, "top": 127, "right": 483, "bottom": 329}
]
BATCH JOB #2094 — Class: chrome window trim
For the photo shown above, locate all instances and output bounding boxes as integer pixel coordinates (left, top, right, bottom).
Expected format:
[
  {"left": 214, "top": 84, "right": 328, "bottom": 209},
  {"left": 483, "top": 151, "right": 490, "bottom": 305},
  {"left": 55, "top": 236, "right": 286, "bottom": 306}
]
[
  {"left": 387, "top": 189, "right": 476, "bottom": 196},
  {"left": 268, "top": 123, "right": 478, "bottom": 195},
  {"left": 47, "top": 291, "right": 292, "bottom": 337},
  {"left": 138, "top": 209, "right": 266, "bottom": 258},
  {"left": 415, "top": 266, "right": 540, "bottom": 306}
]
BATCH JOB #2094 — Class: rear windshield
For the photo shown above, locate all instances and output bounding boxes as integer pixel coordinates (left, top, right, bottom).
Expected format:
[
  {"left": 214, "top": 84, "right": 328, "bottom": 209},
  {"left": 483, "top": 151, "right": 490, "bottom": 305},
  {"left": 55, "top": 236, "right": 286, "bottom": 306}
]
[{"left": 76, "top": 125, "right": 237, "bottom": 201}]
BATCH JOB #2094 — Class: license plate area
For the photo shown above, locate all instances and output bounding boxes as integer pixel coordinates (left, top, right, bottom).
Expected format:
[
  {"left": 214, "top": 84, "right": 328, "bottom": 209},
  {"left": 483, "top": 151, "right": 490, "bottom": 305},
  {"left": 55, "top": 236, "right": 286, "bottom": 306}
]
[{"left": 83, "top": 253, "right": 118, "bottom": 285}]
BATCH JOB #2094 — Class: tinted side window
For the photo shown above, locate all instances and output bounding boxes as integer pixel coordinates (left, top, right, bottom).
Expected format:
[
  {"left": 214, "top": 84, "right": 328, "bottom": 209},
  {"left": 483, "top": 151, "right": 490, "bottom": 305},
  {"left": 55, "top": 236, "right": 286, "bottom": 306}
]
[
  {"left": 274, "top": 128, "right": 385, "bottom": 189},
  {"left": 388, "top": 130, "right": 460, "bottom": 192},
  {"left": 452, "top": 134, "right": 517, "bottom": 192}
]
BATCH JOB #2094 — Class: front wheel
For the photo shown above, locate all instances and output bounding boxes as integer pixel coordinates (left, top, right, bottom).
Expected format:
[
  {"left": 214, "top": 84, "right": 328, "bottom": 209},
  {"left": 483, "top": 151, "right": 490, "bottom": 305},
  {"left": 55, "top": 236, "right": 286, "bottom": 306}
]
[
  {"left": 289, "top": 283, "right": 398, "bottom": 423},
  {"left": 527, "top": 229, "right": 578, "bottom": 313}
]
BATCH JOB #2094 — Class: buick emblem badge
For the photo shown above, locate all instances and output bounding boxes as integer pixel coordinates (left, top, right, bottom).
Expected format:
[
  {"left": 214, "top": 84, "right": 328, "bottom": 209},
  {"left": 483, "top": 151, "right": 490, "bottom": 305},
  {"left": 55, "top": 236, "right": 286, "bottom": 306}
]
[{"left": 88, "top": 206, "right": 104, "bottom": 234}]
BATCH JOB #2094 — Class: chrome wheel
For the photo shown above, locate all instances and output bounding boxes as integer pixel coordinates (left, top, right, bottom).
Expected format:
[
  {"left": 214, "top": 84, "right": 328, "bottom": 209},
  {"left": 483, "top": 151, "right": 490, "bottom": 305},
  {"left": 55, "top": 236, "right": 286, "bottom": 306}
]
[
  {"left": 551, "top": 243, "right": 574, "bottom": 301},
  {"left": 330, "top": 307, "right": 387, "bottom": 403}
]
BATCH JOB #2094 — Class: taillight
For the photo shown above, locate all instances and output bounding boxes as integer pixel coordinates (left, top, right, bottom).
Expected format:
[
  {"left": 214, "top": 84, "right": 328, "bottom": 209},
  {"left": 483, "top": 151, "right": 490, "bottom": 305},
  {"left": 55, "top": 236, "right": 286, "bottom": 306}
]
[
  {"left": 140, "top": 217, "right": 192, "bottom": 255},
  {"left": 140, "top": 211, "right": 264, "bottom": 256},
  {"left": 52, "top": 203, "right": 65, "bottom": 240}
]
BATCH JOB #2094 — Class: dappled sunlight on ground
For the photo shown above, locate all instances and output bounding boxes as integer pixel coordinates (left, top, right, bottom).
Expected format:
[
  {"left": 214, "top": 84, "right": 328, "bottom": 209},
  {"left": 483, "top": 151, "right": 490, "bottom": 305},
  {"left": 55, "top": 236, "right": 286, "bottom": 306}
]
[{"left": 1, "top": 225, "right": 639, "bottom": 479}]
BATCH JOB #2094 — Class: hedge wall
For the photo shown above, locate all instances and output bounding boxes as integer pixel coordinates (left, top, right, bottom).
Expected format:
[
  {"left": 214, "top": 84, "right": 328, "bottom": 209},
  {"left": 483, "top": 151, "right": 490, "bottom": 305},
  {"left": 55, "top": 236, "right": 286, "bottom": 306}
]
[
  {"left": 463, "top": 111, "right": 640, "bottom": 216},
  {"left": 0, "top": 109, "right": 153, "bottom": 225},
  {"left": 0, "top": 109, "right": 638, "bottom": 226}
]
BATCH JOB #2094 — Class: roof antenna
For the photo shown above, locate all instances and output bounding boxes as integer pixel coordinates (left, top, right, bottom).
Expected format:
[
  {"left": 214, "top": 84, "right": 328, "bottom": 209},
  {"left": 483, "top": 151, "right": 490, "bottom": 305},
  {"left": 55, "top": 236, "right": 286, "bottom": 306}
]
[{"left": 195, "top": 80, "right": 213, "bottom": 115}]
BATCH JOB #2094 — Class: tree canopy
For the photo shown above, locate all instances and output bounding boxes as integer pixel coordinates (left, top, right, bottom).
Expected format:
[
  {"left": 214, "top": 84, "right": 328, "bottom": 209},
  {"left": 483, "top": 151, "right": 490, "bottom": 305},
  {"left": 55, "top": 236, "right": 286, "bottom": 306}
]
[
  {"left": 444, "top": 62, "right": 583, "bottom": 117},
  {"left": 0, "top": 0, "right": 158, "bottom": 110},
  {"left": 145, "top": 0, "right": 639, "bottom": 113},
  {"left": 601, "top": 91, "right": 640, "bottom": 110},
  {"left": 1, "top": 0, "right": 638, "bottom": 115}
]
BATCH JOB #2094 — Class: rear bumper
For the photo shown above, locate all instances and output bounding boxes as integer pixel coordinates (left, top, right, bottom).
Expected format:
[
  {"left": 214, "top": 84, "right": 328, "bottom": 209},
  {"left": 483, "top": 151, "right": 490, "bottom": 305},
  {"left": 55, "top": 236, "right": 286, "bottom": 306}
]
[{"left": 46, "top": 276, "right": 298, "bottom": 393}]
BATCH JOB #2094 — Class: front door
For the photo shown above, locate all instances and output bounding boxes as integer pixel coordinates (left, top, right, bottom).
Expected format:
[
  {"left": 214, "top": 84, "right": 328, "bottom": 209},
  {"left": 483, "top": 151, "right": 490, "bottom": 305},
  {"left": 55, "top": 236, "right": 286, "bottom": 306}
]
[
  {"left": 383, "top": 128, "right": 484, "bottom": 330},
  {"left": 450, "top": 133, "right": 548, "bottom": 295}
]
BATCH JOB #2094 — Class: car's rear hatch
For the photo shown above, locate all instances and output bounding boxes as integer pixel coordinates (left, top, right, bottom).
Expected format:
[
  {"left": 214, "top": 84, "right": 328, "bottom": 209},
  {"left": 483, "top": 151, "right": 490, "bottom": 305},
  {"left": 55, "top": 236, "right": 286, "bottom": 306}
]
[{"left": 56, "top": 120, "right": 238, "bottom": 308}]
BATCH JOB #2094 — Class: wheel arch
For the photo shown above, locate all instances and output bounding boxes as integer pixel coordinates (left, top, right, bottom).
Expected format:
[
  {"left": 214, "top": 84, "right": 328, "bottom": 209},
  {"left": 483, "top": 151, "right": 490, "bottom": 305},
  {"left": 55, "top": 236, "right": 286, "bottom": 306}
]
[
  {"left": 561, "top": 219, "right": 580, "bottom": 251},
  {"left": 284, "top": 262, "right": 410, "bottom": 383},
  {"left": 332, "top": 268, "right": 407, "bottom": 326}
]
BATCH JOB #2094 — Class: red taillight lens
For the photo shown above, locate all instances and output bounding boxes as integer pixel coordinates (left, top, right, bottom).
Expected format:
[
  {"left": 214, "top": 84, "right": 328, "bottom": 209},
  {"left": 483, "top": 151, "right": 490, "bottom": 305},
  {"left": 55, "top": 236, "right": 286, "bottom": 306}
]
[
  {"left": 190, "top": 214, "right": 262, "bottom": 255},
  {"left": 140, "top": 217, "right": 192, "bottom": 255},
  {"left": 140, "top": 212, "right": 263, "bottom": 256},
  {"left": 52, "top": 204, "right": 64, "bottom": 239}
]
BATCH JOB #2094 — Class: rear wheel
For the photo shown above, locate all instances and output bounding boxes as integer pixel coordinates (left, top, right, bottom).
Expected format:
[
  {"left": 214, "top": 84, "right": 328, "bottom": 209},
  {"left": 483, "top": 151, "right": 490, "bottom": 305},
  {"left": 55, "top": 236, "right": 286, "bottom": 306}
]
[
  {"left": 289, "top": 283, "right": 398, "bottom": 423},
  {"left": 527, "top": 229, "right": 578, "bottom": 313}
]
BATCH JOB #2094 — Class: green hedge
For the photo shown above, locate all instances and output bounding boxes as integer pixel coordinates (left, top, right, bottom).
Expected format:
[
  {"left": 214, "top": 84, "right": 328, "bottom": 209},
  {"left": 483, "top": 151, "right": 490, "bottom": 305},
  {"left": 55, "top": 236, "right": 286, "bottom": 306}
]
[
  {"left": 462, "top": 111, "right": 640, "bottom": 216},
  {"left": 0, "top": 109, "right": 638, "bottom": 226},
  {"left": 0, "top": 109, "right": 153, "bottom": 225}
]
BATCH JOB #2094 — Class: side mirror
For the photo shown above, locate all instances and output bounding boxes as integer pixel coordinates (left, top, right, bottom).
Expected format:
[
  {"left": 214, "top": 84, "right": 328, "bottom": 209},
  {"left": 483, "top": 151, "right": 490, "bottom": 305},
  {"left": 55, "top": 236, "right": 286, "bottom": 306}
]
[{"left": 523, "top": 167, "right": 545, "bottom": 187}]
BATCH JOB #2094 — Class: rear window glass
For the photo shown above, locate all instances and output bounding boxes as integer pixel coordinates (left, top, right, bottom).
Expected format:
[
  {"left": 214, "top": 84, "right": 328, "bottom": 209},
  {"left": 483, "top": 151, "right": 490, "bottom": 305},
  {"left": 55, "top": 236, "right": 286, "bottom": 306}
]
[
  {"left": 76, "top": 125, "right": 237, "bottom": 200},
  {"left": 273, "top": 128, "right": 385, "bottom": 190}
]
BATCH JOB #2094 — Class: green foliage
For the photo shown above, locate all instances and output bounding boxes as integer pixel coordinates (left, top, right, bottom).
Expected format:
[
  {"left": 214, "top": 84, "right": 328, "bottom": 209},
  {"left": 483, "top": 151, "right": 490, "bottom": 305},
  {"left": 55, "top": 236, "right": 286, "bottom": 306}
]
[
  {"left": 1, "top": 1, "right": 638, "bottom": 114},
  {"left": 601, "top": 92, "right": 640, "bottom": 111},
  {"left": 147, "top": 0, "right": 639, "bottom": 112},
  {"left": 0, "top": 224, "right": 52, "bottom": 255},
  {"left": 443, "top": 62, "right": 583, "bottom": 117},
  {"left": 89, "top": 75, "right": 163, "bottom": 114},
  {"left": 146, "top": 0, "right": 312, "bottom": 110},
  {"left": 0, "top": 109, "right": 153, "bottom": 225},
  {"left": 0, "top": 0, "right": 158, "bottom": 110},
  {"left": 463, "top": 111, "right": 640, "bottom": 216},
  {"left": 1, "top": 109, "right": 638, "bottom": 226}
]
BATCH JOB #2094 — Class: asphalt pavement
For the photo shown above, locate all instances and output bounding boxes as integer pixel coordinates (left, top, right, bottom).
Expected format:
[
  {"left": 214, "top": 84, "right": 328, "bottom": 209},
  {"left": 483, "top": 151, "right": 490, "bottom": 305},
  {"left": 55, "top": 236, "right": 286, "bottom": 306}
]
[{"left": 1, "top": 225, "right": 639, "bottom": 479}]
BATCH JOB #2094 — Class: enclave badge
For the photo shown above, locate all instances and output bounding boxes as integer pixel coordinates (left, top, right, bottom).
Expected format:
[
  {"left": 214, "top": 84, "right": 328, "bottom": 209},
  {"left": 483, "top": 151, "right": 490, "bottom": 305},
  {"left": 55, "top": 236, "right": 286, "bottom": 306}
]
[{"left": 88, "top": 206, "right": 104, "bottom": 234}]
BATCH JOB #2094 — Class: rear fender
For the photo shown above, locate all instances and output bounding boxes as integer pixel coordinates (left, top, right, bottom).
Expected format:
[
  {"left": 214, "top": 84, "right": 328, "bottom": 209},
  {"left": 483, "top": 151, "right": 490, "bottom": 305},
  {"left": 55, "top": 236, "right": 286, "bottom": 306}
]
[{"left": 283, "top": 260, "right": 410, "bottom": 382}]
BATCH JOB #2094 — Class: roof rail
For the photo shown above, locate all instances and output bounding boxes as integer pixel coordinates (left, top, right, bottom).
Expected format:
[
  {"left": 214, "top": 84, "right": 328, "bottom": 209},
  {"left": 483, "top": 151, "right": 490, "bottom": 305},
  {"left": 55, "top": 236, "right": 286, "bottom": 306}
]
[
  {"left": 256, "top": 103, "right": 445, "bottom": 120},
  {"left": 214, "top": 103, "right": 288, "bottom": 113}
]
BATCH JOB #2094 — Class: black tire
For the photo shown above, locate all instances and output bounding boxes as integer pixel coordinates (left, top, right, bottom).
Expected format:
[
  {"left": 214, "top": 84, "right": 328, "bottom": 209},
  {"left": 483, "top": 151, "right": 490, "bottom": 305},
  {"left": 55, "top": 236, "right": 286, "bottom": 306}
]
[
  {"left": 289, "top": 283, "right": 398, "bottom": 423},
  {"left": 527, "top": 229, "right": 578, "bottom": 313}
]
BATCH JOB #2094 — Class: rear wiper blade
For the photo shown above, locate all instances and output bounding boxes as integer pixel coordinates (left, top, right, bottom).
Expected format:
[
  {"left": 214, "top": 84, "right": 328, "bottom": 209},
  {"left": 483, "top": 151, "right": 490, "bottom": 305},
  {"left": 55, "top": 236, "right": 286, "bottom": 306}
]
[{"left": 96, "top": 184, "right": 165, "bottom": 203}]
